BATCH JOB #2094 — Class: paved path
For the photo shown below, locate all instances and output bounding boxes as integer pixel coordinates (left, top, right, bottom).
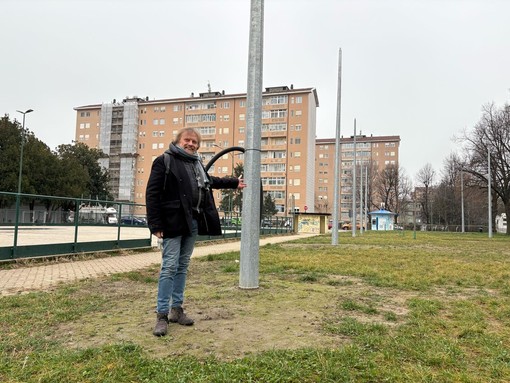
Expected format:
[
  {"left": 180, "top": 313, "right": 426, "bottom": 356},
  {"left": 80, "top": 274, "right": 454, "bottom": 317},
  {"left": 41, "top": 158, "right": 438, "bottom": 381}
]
[{"left": 0, "top": 234, "right": 310, "bottom": 296}]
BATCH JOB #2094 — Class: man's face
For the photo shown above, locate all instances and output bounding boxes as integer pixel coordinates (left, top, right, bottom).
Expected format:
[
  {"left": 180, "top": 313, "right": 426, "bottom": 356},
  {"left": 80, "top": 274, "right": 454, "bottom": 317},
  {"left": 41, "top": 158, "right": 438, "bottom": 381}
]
[{"left": 177, "top": 132, "right": 200, "bottom": 154}]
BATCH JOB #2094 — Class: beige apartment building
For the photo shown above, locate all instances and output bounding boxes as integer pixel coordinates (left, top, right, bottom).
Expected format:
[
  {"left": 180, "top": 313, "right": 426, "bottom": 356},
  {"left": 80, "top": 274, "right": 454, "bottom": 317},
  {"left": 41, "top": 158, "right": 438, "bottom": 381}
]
[
  {"left": 315, "top": 135, "right": 401, "bottom": 222},
  {"left": 74, "top": 85, "right": 319, "bottom": 217}
]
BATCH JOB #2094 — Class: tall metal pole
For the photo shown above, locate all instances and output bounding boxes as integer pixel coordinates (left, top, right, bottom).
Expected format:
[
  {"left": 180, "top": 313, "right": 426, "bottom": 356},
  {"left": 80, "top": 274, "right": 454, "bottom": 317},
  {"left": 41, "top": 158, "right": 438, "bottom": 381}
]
[
  {"left": 359, "top": 164, "right": 363, "bottom": 234},
  {"left": 488, "top": 147, "right": 493, "bottom": 238},
  {"left": 460, "top": 169, "right": 465, "bottom": 233},
  {"left": 332, "top": 48, "right": 342, "bottom": 245},
  {"left": 240, "top": 0, "right": 264, "bottom": 289},
  {"left": 16, "top": 109, "right": 33, "bottom": 194},
  {"left": 13, "top": 109, "right": 33, "bottom": 257},
  {"left": 363, "top": 166, "right": 368, "bottom": 231},
  {"left": 352, "top": 119, "right": 357, "bottom": 237}
]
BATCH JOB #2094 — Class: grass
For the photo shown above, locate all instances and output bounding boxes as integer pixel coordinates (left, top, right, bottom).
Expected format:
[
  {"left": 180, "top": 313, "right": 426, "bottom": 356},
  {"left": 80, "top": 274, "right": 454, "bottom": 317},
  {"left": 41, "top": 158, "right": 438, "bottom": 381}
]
[{"left": 1, "top": 231, "right": 510, "bottom": 382}]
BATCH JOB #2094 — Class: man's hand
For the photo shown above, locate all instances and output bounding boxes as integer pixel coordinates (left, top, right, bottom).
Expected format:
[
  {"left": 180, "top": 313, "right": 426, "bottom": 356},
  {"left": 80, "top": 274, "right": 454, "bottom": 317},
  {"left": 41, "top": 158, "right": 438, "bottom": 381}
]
[{"left": 154, "top": 231, "right": 163, "bottom": 238}]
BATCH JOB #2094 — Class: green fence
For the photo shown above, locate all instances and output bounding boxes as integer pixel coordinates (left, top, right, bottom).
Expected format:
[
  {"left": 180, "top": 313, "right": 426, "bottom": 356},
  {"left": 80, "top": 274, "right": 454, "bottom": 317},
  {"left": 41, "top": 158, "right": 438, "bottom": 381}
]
[
  {"left": 0, "top": 192, "right": 151, "bottom": 261},
  {"left": 0, "top": 191, "right": 293, "bottom": 261}
]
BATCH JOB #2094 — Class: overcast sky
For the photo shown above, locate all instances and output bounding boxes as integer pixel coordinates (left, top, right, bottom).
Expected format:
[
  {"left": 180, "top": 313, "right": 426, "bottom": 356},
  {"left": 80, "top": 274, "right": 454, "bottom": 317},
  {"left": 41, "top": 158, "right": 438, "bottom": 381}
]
[{"left": 2, "top": 0, "right": 509, "bottom": 182}]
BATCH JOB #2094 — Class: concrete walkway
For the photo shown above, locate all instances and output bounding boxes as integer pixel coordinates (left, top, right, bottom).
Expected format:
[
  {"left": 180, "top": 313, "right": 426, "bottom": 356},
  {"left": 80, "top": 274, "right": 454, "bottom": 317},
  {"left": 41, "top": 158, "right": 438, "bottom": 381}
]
[{"left": 0, "top": 234, "right": 310, "bottom": 297}]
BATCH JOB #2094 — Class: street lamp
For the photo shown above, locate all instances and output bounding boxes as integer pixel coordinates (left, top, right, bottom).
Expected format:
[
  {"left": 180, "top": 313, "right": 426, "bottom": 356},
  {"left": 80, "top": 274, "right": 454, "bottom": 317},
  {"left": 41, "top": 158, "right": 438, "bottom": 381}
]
[
  {"left": 13, "top": 109, "right": 33, "bottom": 257},
  {"left": 16, "top": 109, "right": 34, "bottom": 194}
]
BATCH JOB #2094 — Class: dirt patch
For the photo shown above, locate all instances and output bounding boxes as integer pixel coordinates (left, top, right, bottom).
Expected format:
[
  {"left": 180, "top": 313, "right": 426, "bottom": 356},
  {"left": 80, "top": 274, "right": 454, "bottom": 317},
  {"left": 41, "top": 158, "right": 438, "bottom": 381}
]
[
  {"left": 52, "top": 257, "right": 497, "bottom": 361},
  {"left": 53, "top": 259, "right": 421, "bottom": 361}
]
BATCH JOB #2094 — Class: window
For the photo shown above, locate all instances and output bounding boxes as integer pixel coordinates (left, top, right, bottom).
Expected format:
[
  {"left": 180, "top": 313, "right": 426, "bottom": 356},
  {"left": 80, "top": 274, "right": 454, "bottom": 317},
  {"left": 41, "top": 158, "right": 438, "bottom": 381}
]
[
  {"left": 294, "top": 165, "right": 301, "bottom": 172},
  {"left": 295, "top": 110, "right": 302, "bottom": 116},
  {"left": 239, "top": 114, "right": 245, "bottom": 121},
  {"left": 173, "top": 117, "right": 179, "bottom": 124},
  {"left": 296, "top": 96, "right": 302, "bottom": 103},
  {"left": 263, "top": 95, "right": 288, "bottom": 105},
  {"left": 200, "top": 127, "right": 216, "bottom": 135},
  {"left": 153, "top": 119, "right": 159, "bottom": 125},
  {"left": 159, "top": 131, "right": 165, "bottom": 137},
  {"left": 294, "top": 151, "right": 301, "bottom": 157},
  {"left": 173, "top": 105, "right": 183, "bottom": 112},
  {"left": 262, "top": 110, "right": 287, "bottom": 119},
  {"left": 185, "top": 114, "right": 216, "bottom": 123},
  {"left": 159, "top": 118, "right": 165, "bottom": 125},
  {"left": 294, "top": 138, "right": 301, "bottom": 144},
  {"left": 79, "top": 123, "right": 85, "bottom": 129},
  {"left": 152, "top": 143, "right": 158, "bottom": 149},
  {"left": 261, "top": 177, "right": 286, "bottom": 186},
  {"left": 295, "top": 124, "right": 302, "bottom": 131},
  {"left": 239, "top": 100, "right": 246, "bottom": 107},
  {"left": 261, "top": 123, "right": 287, "bottom": 132}
]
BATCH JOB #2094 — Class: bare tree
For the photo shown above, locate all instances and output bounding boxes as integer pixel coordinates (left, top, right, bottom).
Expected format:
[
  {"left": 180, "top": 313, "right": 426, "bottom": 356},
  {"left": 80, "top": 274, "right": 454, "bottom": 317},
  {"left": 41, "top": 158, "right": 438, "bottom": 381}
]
[
  {"left": 416, "top": 163, "right": 436, "bottom": 224},
  {"left": 397, "top": 168, "right": 413, "bottom": 224},
  {"left": 373, "top": 164, "right": 399, "bottom": 212},
  {"left": 460, "top": 102, "right": 510, "bottom": 234}
]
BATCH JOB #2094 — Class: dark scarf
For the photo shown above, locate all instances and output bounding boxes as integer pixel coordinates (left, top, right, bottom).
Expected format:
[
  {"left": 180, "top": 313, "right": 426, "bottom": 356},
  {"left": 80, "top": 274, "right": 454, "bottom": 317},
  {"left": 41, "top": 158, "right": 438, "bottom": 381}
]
[{"left": 167, "top": 143, "right": 209, "bottom": 190}]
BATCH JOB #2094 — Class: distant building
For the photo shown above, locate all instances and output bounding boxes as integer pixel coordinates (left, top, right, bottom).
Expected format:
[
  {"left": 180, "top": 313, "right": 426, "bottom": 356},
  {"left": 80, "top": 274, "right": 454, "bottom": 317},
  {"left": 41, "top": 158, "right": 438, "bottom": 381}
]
[
  {"left": 74, "top": 86, "right": 319, "bottom": 216},
  {"left": 315, "top": 135, "right": 401, "bottom": 223},
  {"left": 74, "top": 87, "right": 400, "bottom": 221}
]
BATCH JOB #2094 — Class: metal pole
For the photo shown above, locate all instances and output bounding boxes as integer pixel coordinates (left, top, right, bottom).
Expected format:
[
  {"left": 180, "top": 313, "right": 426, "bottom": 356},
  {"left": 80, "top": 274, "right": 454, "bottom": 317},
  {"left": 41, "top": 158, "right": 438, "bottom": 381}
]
[
  {"left": 352, "top": 119, "right": 357, "bottom": 237},
  {"left": 359, "top": 162, "right": 363, "bottom": 234},
  {"left": 332, "top": 48, "right": 342, "bottom": 245},
  {"left": 240, "top": 0, "right": 264, "bottom": 289},
  {"left": 364, "top": 166, "right": 368, "bottom": 231},
  {"left": 460, "top": 169, "right": 465, "bottom": 233},
  {"left": 488, "top": 147, "right": 493, "bottom": 238},
  {"left": 13, "top": 109, "right": 33, "bottom": 257}
]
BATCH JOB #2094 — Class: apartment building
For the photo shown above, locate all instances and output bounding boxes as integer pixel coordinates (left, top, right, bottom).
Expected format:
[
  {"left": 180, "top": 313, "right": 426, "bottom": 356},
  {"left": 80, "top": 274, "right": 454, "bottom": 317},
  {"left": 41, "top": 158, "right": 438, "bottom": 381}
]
[
  {"left": 315, "top": 135, "right": 401, "bottom": 222},
  {"left": 74, "top": 85, "right": 319, "bottom": 216}
]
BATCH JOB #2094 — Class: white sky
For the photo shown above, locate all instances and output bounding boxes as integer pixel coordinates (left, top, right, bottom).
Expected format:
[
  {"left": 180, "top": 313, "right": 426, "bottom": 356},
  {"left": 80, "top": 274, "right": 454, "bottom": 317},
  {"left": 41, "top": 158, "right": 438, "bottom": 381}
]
[{"left": 2, "top": 0, "right": 509, "bottom": 182}]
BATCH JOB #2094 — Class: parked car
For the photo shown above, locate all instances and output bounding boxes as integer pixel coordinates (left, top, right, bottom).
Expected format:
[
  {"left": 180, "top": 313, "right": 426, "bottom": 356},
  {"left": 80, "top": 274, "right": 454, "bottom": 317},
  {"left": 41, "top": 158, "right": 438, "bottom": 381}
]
[{"left": 120, "top": 216, "right": 147, "bottom": 226}]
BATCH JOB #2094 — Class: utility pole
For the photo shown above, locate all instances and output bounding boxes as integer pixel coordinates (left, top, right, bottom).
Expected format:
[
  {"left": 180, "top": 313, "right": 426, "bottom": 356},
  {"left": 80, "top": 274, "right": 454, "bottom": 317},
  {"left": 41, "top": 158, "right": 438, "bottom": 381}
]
[
  {"left": 332, "top": 48, "right": 342, "bottom": 245},
  {"left": 239, "top": 0, "right": 264, "bottom": 289},
  {"left": 352, "top": 119, "right": 357, "bottom": 237},
  {"left": 488, "top": 147, "right": 493, "bottom": 238}
]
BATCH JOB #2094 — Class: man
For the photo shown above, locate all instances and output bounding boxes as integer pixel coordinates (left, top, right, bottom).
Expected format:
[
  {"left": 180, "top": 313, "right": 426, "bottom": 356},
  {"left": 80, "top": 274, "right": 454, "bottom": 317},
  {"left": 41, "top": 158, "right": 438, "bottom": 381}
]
[{"left": 146, "top": 127, "right": 246, "bottom": 337}]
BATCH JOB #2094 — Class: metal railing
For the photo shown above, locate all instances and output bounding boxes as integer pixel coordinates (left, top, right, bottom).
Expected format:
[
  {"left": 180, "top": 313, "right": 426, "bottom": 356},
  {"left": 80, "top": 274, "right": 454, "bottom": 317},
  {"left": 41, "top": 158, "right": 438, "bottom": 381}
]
[
  {"left": 0, "top": 191, "right": 294, "bottom": 261},
  {"left": 0, "top": 192, "right": 151, "bottom": 261}
]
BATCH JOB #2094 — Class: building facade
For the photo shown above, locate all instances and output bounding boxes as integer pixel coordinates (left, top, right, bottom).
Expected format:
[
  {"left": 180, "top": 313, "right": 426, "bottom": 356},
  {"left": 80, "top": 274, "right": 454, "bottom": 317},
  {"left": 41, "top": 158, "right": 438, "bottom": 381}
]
[
  {"left": 74, "top": 86, "right": 319, "bottom": 217},
  {"left": 315, "top": 135, "right": 401, "bottom": 223}
]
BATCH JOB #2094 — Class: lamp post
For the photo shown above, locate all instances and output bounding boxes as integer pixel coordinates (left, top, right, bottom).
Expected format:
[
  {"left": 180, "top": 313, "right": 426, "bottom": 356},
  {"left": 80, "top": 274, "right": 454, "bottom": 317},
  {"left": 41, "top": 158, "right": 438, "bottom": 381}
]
[
  {"left": 16, "top": 109, "right": 34, "bottom": 194},
  {"left": 13, "top": 109, "right": 33, "bottom": 257}
]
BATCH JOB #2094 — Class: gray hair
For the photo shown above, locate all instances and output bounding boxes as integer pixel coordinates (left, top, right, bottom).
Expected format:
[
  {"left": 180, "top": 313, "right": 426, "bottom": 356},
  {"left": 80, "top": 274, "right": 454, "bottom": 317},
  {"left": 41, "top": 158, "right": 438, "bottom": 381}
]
[{"left": 173, "top": 127, "right": 202, "bottom": 149}]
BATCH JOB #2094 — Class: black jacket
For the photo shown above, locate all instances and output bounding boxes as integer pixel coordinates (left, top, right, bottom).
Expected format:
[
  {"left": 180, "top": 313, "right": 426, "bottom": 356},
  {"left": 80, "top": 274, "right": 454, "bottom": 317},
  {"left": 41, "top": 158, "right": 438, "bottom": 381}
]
[{"left": 146, "top": 152, "right": 239, "bottom": 237}]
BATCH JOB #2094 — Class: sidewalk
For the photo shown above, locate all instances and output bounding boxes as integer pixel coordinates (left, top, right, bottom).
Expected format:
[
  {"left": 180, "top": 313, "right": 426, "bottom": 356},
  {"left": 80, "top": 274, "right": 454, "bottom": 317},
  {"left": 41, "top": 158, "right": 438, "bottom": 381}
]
[{"left": 0, "top": 234, "right": 310, "bottom": 297}]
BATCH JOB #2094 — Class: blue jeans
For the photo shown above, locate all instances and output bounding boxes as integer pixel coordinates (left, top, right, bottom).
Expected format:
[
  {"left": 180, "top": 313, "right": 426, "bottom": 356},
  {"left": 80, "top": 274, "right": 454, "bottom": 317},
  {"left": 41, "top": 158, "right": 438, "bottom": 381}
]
[{"left": 156, "top": 219, "right": 198, "bottom": 314}]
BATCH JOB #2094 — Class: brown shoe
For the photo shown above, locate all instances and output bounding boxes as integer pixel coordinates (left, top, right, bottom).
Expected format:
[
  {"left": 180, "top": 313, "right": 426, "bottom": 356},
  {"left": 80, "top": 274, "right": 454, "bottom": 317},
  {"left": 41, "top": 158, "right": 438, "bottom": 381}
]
[
  {"left": 153, "top": 313, "right": 169, "bottom": 336},
  {"left": 169, "top": 306, "right": 194, "bottom": 326}
]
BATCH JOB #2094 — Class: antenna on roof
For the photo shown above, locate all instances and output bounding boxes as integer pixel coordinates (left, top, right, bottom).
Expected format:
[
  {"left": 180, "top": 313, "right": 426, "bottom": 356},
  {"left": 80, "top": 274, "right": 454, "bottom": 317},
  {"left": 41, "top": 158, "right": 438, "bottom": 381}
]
[{"left": 207, "top": 81, "right": 211, "bottom": 93}]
